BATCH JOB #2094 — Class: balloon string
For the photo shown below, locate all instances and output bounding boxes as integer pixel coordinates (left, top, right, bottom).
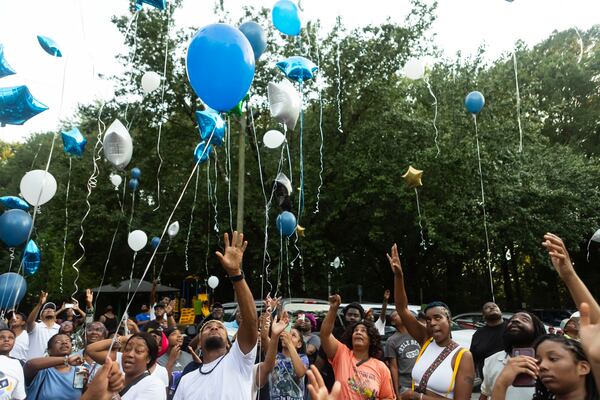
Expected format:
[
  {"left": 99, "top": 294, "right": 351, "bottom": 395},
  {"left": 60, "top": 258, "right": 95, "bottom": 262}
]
[
  {"left": 212, "top": 148, "right": 220, "bottom": 238},
  {"left": 204, "top": 157, "right": 212, "bottom": 277},
  {"left": 59, "top": 157, "right": 73, "bottom": 294},
  {"left": 513, "top": 51, "right": 524, "bottom": 154},
  {"left": 573, "top": 26, "right": 583, "bottom": 64},
  {"left": 414, "top": 188, "right": 427, "bottom": 250},
  {"left": 335, "top": 38, "right": 343, "bottom": 134},
  {"left": 225, "top": 116, "right": 233, "bottom": 232},
  {"left": 286, "top": 239, "right": 292, "bottom": 300},
  {"left": 30, "top": 142, "right": 43, "bottom": 169},
  {"left": 157, "top": 240, "right": 171, "bottom": 281},
  {"left": 297, "top": 83, "right": 305, "bottom": 222},
  {"left": 275, "top": 232, "right": 283, "bottom": 298},
  {"left": 285, "top": 126, "right": 293, "bottom": 188},
  {"left": 184, "top": 167, "right": 200, "bottom": 271},
  {"left": 473, "top": 115, "right": 495, "bottom": 303},
  {"left": 126, "top": 251, "right": 138, "bottom": 306},
  {"left": 0, "top": 248, "right": 15, "bottom": 312},
  {"left": 424, "top": 77, "right": 440, "bottom": 157},
  {"left": 153, "top": 4, "right": 172, "bottom": 212},
  {"left": 314, "top": 41, "right": 324, "bottom": 215},
  {"left": 128, "top": 188, "right": 136, "bottom": 230}
]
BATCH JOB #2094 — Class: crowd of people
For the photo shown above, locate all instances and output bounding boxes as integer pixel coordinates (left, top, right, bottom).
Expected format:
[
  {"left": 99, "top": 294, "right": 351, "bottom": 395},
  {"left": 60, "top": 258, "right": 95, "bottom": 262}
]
[{"left": 1, "top": 231, "right": 600, "bottom": 399}]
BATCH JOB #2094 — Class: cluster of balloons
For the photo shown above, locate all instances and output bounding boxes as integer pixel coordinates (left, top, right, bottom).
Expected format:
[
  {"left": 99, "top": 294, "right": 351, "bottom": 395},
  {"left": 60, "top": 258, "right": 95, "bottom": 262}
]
[
  {"left": 61, "top": 127, "right": 87, "bottom": 157},
  {"left": 104, "top": 119, "right": 133, "bottom": 170},
  {"left": 129, "top": 167, "right": 141, "bottom": 191}
]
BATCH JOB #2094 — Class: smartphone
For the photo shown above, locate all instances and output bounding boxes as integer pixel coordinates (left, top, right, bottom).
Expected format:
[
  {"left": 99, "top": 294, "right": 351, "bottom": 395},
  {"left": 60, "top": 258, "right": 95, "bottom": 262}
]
[
  {"left": 65, "top": 303, "right": 74, "bottom": 309},
  {"left": 512, "top": 347, "right": 536, "bottom": 387}
]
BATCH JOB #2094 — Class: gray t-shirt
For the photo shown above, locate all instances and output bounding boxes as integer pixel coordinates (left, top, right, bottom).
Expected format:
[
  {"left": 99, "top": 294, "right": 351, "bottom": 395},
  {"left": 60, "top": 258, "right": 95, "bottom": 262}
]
[
  {"left": 157, "top": 350, "right": 194, "bottom": 374},
  {"left": 385, "top": 331, "right": 421, "bottom": 389}
]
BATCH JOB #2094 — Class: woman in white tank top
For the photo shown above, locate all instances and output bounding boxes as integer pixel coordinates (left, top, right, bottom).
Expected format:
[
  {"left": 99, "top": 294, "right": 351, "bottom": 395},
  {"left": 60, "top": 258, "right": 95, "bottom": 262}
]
[{"left": 387, "top": 244, "right": 475, "bottom": 399}]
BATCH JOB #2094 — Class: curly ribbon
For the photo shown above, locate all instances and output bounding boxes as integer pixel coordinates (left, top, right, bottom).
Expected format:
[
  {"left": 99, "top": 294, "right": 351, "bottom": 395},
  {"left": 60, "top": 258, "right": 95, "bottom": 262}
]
[
  {"left": 513, "top": 51, "right": 524, "bottom": 153},
  {"left": 212, "top": 148, "right": 220, "bottom": 241},
  {"left": 424, "top": 77, "right": 440, "bottom": 157},
  {"left": 204, "top": 156, "right": 212, "bottom": 277},
  {"left": 59, "top": 157, "right": 72, "bottom": 294},
  {"left": 225, "top": 116, "right": 233, "bottom": 232},
  {"left": 573, "top": 27, "right": 583, "bottom": 64},
  {"left": 335, "top": 31, "right": 343, "bottom": 134},
  {"left": 414, "top": 188, "right": 427, "bottom": 250},
  {"left": 153, "top": 4, "right": 172, "bottom": 212},
  {"left": 314, "top": 35, "right": 325, "bottom": 215},
  {"left": 107, "top": 129, "right": 215, "bottom": 356},
  {"left": 184, "top": 167, "right": 201, "bottom": 271},
  {"left": 473, "top": 115, "right": 495, "bottom": 303}
]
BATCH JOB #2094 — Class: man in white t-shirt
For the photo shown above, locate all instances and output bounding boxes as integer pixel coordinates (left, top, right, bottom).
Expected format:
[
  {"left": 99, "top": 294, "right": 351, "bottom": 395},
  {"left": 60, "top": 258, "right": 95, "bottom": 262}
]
[
  {"left": 7, "top": 312, "right": 28, "bottom": 362},
  {"left": 0, "top": 328, "right": 26, "bottom": 399},
  {"left": 26, "top": 291, "right": 60, "bottom": 360},
  {"left": 174, "top": 231, "right": 258, "bottom": 400}
]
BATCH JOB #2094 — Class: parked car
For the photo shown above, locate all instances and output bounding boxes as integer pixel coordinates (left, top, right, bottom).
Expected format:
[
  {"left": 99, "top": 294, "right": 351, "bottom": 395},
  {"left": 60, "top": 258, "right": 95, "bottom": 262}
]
[{"left": 452, "top": 312, "right": 513, "bottom": 330}]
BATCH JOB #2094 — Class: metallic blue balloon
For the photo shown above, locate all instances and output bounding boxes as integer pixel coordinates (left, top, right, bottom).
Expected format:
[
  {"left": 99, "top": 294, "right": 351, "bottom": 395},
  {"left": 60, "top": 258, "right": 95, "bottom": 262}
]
[
  {"left": 195, "top": 110, "right": 225, "bottom": 146},
  {"left": 276, "top": 211, "right": 297, "bottom": 237},
  {"left": 194, "top": 141, "right": 212, "bottom": 164},
  {"left": 277, "top": 56, "right": 318, "bottom": 83},
  {"left": 135, "top": 0, "right": 167, "bottom": 10},
  {"left": 0, "top": 196, "right": 29, "bottom": 211},
  {"left": 61, "top": 127, "right": 87, "bottom": 157},
  {"left": 131, "top": 167, "right": 141, "bottom": 179},
  {"left": 239, "top": 22, "right": 267, "bottom": 61},
  {"left": 0, "top": 44, "right": 16, "bottom": 79},
  {"left": 272, "top": 0, "right": 301, "bottom": 36},
  {"left": 0, "top": 272, "right": 27, "bottom": 309},
  {"left": 465, "top": 91, "right": 485, "bottom": 114},
  {"left": 0, "top": 209, "right": 32, "bottom": 247},
  {"left": 0, "top": 85, "right": 48, "bottom": 126},
  {"left": 22, "top": 240, "right": 41, "bottom": 276},
  {"left": 37, "top": 35, "right": 62, "bottom": 57},
  {"left": 128, "top": 178, "right": 139, "bottom": 191},
  {"left": 150, "top": 236, "right": 161, "bottom": 249},
  {"left": 186, "top": 23, "right": 255, "bottom": 112}
]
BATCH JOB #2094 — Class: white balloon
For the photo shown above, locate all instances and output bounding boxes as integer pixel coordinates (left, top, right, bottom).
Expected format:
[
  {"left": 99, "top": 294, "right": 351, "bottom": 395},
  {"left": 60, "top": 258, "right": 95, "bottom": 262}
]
[
  {"left": 103, "top": 119, "right": 133, "bottom": 170},
  {"left": 263, "top": 130, "right": 286, "bottom": 149},
  {"left": 110, "top": 174, "right": 123, "bottom": 188},
  {"left": 167, "top": 221, "right": 180, "bottom": 238},
  {"left": 20, "top": 170, "right": 57, "bottom": 206},
  {"left": 403, "top": 58, "right": 426, "bottom": 80},
  {"left": 207, "top": 275, "right": 219, "bottom": 289},
  {"left": 268, "top": 81, "right": 300, "bottom": 130},
  {"left": 141, "top": 71, "right": 161, "bottom": 94},
  {"left": 128, "top": 230, "right": 148, "bottom": 252}
]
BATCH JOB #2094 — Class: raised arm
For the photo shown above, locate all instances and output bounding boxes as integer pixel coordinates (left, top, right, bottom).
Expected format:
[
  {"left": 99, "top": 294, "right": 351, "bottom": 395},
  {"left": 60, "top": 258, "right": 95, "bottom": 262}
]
[
  {"left": 320, "top": 295, "right": 341, "bottom": 360},
  {"left": 85, "top": 336, "right": 128, "bottom": 364},
  {"left": 543, "top": 233, "right": 600, "bottom": 323},
  {"left": 388, "top": 244, "right": 427, "bottom": 344},
  {"left": 282, "top": 330, "right": 308, "bottom": 378},
  {"left": 165, "top": 300, "right": 177, "bottom": 328},
  {"left": 27, "top": 291, "right": 47, "bottom": 333},
  {"left": 256, "top": 311, "right": 286, "bottom": 389},
  {"left": 578, "top": 302, "right": 600, "bottom": 390},
  {"left": 215, "top": 231, "right": 257, "bottom": 354},
  {"left": 24, "top": 354, "right": 84, "bottom": 381},
  {"left": 379, "top": 289, "right": 390, "bottom": 323}
]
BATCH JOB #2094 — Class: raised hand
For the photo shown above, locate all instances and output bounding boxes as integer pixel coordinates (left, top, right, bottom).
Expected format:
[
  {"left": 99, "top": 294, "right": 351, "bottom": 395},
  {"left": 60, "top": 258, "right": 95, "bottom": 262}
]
[
  {"left": 328, "top": 294, "right": 341, "bottom": 308},
  {"left": 39, "top": 291, "right": 48, "bottom": 305},
  {"left": 495, "top": 355, "right": 539, "bottom": 388},
  {"left": 169, "top": 344, "right": 182, "bottom": 362},
  {"left": 271, "top": 312, "right": 288, "bottom": 336},
  {"left": 85, "top": 289, "right": 93, "bottom": 308},
  {"left": 579, "top": 302, "right": 600, "bottom": 364},
  {"left": 386, "top": 244, "right": 403, "bottom": 276},
  {"left": 215, "top": 231, "right": 248, "bottom": 276},
  {"left": 542, "top": 233, "right": 575, "bottom": 279},
  {"left": 383, "top": 289, "right": 390, "bottom": 301},
  {"left": 306, "top": 365, "right": 341, "bottom": 400}
]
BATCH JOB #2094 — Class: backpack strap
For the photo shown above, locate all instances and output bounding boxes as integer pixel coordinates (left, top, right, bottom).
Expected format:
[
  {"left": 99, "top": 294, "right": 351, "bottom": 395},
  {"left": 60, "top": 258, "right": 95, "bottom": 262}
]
[
  {"left": 447, "top": 348, "right": 467, "bottom": 395},
  {"left": 411, "top": 337, "right": 433, "bottom": 391}
]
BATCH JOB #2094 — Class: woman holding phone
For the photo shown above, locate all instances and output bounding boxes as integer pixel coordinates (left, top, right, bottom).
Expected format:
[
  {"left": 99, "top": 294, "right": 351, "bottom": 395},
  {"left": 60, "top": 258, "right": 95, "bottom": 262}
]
[{"left": 492, "top": 335, "right": 599, "bottom": 400}]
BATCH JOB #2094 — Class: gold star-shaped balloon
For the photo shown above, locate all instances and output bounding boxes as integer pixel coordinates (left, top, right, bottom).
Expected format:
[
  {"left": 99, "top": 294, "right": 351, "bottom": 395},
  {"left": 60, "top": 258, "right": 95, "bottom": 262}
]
[
  {"left": 402, "top": 165, "right": 423, "bottom": 188},
  {"left": 296, "top": 225, "right": 305, "bottom": 237}
]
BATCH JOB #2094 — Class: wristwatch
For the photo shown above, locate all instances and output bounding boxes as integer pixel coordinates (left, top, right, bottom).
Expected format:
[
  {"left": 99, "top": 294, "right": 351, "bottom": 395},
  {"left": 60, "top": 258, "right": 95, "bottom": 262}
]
[{"left": 228, "top": 272, "right": 245, "bottom": 282}]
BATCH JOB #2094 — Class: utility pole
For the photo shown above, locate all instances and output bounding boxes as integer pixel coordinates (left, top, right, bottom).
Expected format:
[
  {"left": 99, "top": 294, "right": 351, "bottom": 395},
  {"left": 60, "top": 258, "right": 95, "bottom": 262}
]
[{"left": 236, "top": 112, "right": 246, "bottom": 233}]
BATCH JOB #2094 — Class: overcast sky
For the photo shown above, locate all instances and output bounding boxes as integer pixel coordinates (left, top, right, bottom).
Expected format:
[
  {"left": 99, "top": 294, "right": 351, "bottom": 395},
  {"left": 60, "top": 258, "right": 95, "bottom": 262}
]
[{"left": 0, "top": 0, "right": 597, "bottom": 142}]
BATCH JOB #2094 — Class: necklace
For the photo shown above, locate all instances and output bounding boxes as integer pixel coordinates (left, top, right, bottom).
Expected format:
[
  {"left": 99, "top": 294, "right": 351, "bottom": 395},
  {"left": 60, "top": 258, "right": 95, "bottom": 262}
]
[{"left": 198, "top": 349, "right": 229, "bottom": 375}]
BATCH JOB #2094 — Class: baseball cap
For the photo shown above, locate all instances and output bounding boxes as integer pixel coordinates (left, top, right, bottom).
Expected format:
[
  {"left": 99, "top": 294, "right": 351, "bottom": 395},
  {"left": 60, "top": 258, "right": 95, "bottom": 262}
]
[{"left": 41, "top": 302, "right": 57, "bottom": 312}]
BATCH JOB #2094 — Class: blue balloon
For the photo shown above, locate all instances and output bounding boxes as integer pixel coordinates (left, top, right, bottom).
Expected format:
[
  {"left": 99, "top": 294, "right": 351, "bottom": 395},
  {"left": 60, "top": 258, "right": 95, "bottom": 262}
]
[
  {"left": 239, "top": 22, "right": 267, "bottom": 61},
  {"left": 150, "top": 236, "right": 161, "bottom": 249},
  {"left": 135, "top": 0, "right": 167, "bottom": 10},
  {"left": 22, "top": 240, "right": 41, "bottom": 276},
  {"left": 37, "top": 35, "right": 62, "bottom": 57},
  {"left": 276, "top": 211, "right": 297, "bottom": 237},
  {"left": 0, "top": 209, "right": 32, "bottom": 247},
  {"left": 186, "top": 23, "right": 255, "bottom": 112},
  {"left": 131, "top": 167, "right": 142, "bottom": 179},
  {"left": 0, "top": 85, "right": 48, "bottom": 126},
  {"left": 61, "top": 127, "right": 87, "bottom": 157},
  {"left": 129, "top": 178, "right": 139, "bottom": 191},
  {"left": 0, "top": 272, "right": 27, "bottom": 310},
  {"left": 0, "top": 196, "right": 29, "bottom": 211},
  {"left": 194, "top": 141, "right": 213, "bottom": 164},
  {"left": 196, "top": 110, "right": 225, "bottom": 146},
  {"left": 0, "top": 44, "right": 16, "bottom": 79},
  {"left": 277, "top": 56, "right": 318, "bottom": 83},
  {"left": 272, "top": 0, "right": 301, "bottom": 36},
  {"left": 465, "top": 91, "right": 485, "bottom": 114}
]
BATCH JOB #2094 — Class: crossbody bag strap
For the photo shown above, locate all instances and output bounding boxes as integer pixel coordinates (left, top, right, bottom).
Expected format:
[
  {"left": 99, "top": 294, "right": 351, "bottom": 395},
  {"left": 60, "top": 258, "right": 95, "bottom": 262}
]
[
  {"left": 411, "top": 337, "right": 433, "bottom": 391},
  {"left": 118, "top": 371, "right": 150, "bottom": 397},
  {"left": 415, "top": 340, "right": 459, "bottom": 394}
]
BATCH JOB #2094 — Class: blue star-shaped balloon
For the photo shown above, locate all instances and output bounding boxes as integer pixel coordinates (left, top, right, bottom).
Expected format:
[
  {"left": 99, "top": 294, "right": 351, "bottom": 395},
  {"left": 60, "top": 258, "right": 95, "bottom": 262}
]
[
  {"left": 37, "top": 35, "right": 62, "bottom": 58},
  {"left": 0, "top": 86, "right": 48, "bottom": 126},
  {"left": 0, "top": 44, "right": 16, "bottom": 79},
  {"left": 135, "top": 0, "right": 167, "bottom": 10},
  {"left": 194, "top": 141, "right": 213, "bottom": 164},
  {"left": 0, "top": 196, "right": 30, "bottom": 210},
  {"left": 276, "top": 56, "right": 318, "bottom": 83},
  {"left": 195, "top": 110, "right": 225, "bottom": 146},
  {"left": 23, "top": 240, "right": 41, "bottom": 276},
  {"left": 61, "top": 127, "right": 87, "bottom": 157}
]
